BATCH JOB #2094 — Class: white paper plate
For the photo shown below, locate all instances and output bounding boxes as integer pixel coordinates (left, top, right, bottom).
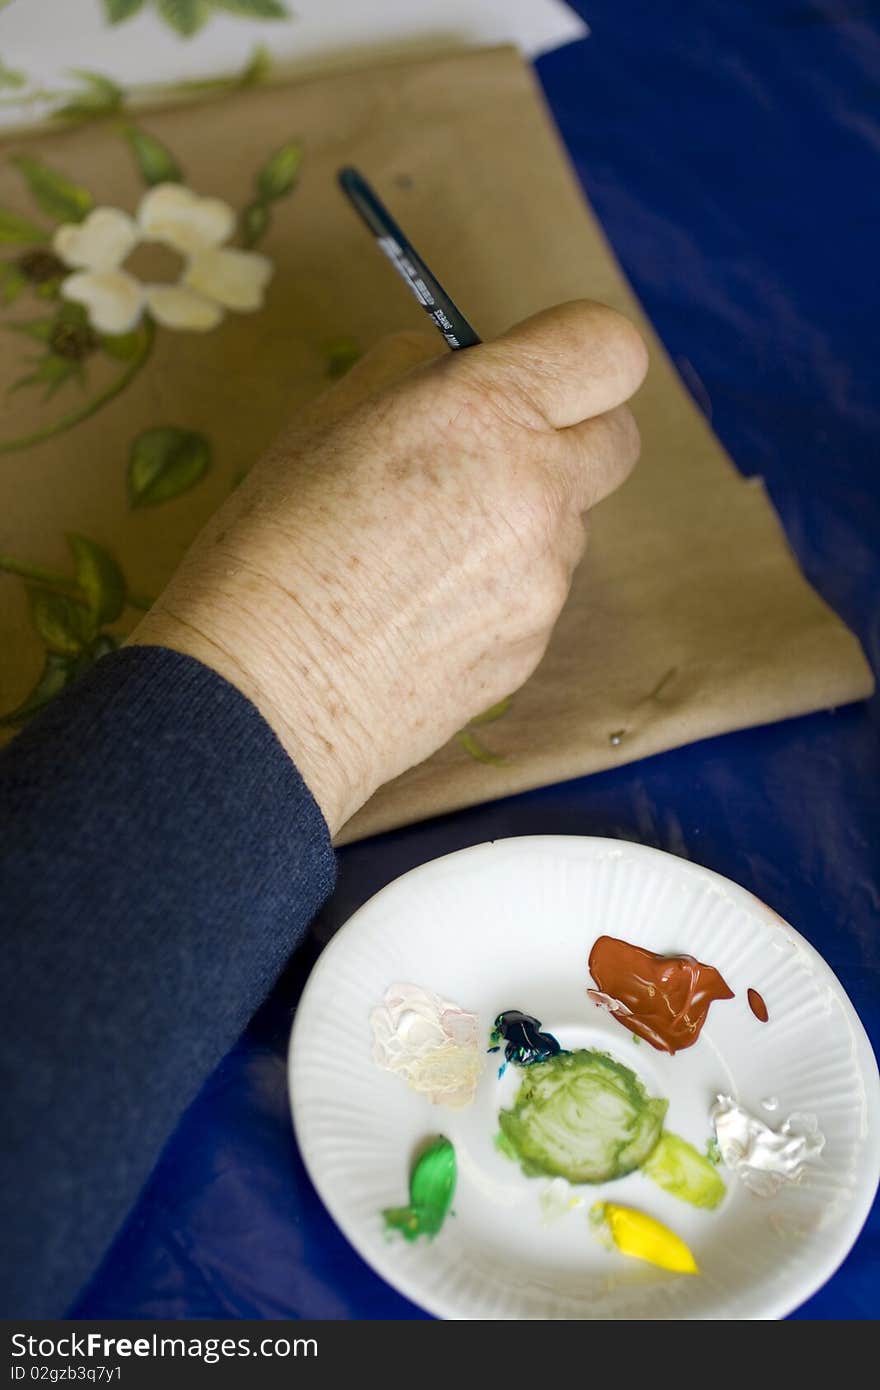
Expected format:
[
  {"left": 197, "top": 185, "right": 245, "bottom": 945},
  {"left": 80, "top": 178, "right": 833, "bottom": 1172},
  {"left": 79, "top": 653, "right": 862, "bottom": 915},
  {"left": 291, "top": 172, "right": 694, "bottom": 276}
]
[{"left": 289, "top": 837, "right": 880, "bottom": 1319}]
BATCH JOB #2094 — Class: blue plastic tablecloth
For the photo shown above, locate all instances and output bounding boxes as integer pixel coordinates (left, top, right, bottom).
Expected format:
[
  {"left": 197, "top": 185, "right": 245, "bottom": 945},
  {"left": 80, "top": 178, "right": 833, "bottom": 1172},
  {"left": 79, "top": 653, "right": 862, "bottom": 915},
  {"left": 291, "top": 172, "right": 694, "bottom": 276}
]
[{"left": 73, "top": 0, "right": 879, "bottom": 1320}]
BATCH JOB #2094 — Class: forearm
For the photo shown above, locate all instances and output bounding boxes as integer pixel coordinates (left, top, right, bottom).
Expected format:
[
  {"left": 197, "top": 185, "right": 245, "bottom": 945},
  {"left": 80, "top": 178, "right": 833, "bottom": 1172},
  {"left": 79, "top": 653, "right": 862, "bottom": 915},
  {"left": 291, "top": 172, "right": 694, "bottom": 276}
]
[{"left": 0, "top": 646, "right": 336, "bottom": 1316}]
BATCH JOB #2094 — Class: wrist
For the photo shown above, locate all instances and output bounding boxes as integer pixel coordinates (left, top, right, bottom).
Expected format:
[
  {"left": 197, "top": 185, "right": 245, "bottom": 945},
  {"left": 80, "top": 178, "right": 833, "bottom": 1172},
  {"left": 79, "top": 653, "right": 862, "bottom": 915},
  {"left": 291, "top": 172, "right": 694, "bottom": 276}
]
[{"left": 128, "top": 563, "right": 379, "bottom": 837}]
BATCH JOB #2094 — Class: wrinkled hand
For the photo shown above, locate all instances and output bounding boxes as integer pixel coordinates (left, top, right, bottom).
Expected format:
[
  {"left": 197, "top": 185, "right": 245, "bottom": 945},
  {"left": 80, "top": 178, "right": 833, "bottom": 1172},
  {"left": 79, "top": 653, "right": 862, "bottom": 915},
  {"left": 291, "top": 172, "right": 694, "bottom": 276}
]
[{"left": 131, "top": 300, "right": 647, "bottom": 833}]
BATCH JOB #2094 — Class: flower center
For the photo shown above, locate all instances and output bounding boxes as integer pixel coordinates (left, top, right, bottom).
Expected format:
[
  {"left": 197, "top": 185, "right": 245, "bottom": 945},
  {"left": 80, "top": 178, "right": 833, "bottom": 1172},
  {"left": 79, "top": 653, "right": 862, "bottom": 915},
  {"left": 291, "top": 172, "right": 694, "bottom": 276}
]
[
  {"left": 123, "top": 240, "right": 185, "bottom": 285},
  {"left": 50, "top": 305, "right": 99, "bottom": 360},
  {"left": 18, "top": 248, "right": 66, "bottom": 284}
]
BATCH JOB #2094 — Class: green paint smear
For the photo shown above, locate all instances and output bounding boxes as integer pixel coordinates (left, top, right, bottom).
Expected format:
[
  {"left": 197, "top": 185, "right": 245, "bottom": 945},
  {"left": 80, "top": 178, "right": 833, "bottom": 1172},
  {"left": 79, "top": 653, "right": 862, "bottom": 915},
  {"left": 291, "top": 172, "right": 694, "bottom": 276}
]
[
  {"left": 494, "top": 1129, "right": 517, "bottom": 1162},
  {"left": 498, "top": 1048, "right": 667, "bottom": 1184},
  {"left": 383, "top": 1136, "right": 456, "bottom": 1242},
  {"left": 642, "top": 1131, "right": 726, "bottom": 1209}
]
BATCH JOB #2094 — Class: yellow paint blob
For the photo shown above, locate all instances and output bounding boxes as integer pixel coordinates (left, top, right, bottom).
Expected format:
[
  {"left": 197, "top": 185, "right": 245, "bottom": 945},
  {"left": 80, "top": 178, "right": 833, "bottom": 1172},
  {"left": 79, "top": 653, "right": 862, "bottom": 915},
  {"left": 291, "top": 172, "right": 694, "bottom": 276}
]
[{"left": 593, "top": 1202, "right": 699, "bottom": 1275}]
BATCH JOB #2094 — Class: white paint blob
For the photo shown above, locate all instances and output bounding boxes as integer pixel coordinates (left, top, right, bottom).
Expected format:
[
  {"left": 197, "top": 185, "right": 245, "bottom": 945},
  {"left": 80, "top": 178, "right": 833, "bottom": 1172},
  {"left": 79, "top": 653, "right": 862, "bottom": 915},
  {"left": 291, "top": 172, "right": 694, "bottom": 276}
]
[{"left": 712, "top": 1095, "right": 825, "bottom": 1196}]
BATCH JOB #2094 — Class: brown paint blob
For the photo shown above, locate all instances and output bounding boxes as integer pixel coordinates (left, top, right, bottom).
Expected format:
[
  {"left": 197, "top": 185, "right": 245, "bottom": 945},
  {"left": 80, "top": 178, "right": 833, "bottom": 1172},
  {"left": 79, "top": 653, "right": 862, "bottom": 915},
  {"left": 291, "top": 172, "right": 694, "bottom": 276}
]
[
  {"left": 747, "top": 988, "right": 769, "bottom": 1022},
  {"left": 587, "top": 935, "right": 735, "bottom": 1054}
]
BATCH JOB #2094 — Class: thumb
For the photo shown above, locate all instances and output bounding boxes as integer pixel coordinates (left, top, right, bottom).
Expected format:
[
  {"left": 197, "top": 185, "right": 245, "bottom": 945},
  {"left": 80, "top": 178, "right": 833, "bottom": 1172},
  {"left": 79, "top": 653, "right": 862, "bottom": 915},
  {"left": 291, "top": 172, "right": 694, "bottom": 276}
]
[{"left": 461, "top": 299, "right": 648, "bottom": 430}]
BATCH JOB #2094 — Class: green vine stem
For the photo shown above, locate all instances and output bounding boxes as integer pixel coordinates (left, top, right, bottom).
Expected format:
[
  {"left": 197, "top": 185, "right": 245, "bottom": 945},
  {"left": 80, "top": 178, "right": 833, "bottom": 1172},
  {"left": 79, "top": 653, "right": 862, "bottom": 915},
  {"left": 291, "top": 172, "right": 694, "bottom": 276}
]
[{"left": 0, "top": 317, "right": 155, "bottom": 455}]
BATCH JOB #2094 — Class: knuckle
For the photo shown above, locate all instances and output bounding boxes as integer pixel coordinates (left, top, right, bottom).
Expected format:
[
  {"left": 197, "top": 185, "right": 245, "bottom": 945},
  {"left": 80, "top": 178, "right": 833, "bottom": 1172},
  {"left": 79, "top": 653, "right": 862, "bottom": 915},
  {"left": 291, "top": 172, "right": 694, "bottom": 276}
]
[{"left": 447, "top": 352, "right": 551, "bottom": 436}]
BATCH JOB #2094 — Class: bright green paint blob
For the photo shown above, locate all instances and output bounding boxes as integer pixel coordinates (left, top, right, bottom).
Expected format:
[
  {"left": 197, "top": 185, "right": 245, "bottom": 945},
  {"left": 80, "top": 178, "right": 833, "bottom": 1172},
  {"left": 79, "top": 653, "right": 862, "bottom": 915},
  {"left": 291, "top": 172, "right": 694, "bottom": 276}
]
[
  {"left": 383, "top": 1136, "right": 456, "bottom": 1241},
  {"left": 498, "top": 1049, "right": 667, "bottom": 1184},
  {"left": 493, "top": 1130, "right": 517, "bottom": 1162},
  {"left": 642, "top": 1131, "right": 726, "bottom": 1209}
]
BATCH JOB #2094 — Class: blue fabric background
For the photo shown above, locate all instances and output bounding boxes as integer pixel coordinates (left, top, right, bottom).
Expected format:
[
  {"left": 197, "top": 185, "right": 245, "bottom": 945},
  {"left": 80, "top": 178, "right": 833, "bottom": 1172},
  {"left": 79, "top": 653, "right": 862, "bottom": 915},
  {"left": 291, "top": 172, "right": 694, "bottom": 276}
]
[{"left": 74, "top": 0, "right": 879, "bottom": 1319}]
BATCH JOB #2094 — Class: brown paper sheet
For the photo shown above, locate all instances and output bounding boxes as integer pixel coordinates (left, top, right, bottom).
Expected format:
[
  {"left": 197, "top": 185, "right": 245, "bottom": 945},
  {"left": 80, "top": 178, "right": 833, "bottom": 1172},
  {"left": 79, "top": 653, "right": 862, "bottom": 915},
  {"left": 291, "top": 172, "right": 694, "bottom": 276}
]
[{"left": 0, "top": 47, "right": 871, "bottom": 844}]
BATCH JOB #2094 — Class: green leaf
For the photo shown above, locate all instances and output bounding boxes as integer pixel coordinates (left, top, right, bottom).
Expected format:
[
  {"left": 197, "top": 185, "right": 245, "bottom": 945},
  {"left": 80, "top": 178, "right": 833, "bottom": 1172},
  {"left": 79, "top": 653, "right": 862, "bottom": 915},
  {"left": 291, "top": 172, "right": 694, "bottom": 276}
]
[
  {"left": 68, "top": 70, "right": 124, "bottom": 102},
  {"left": 90, "top": 633, "right": 120, "bottom": 660},
  {"left": 12, "top": 157, "right": 94, "bottom": 224},
  {"left": 0, "top": 630, "right": 117, "bottom": 727},
  {"left": 55, "top": 70, "right": 124, "bottom": 120},
  {"left": 0, "top": 261, "right": 28, "bottom": 303},
  {"left": 0, "top": 59, "right": 28, "bottom": 90},
  {"left": 468, "top": 695, "right": 512, "bottom": 726},
  {"left": 124, "top": 126, "right": 182, "bottom": 186},
  {"left": 53, "top": 103, "right": 114, "bottom": 125},
  {"left": 213, "top": 0, "right": 290, "bottom": 17},
  {"left": 0, "top": 650, "right": 79, "bottom": 727},
  {"left": 90, "top": 633, "right": 119, "bottom": 658},
  {"left": 156, "top": 0, "right": 210, "bottom": 36},
  {"left": 0, "top": 207, "right": 50, "bottom": 244},
  {"left": 102, "top": 0, "right": 146, "bottom": 20},
  {"left": 238, "top": 43, "right": 271, "bottom": 87},
  {"left": 128, "top": 426, "right": 211, "bottom": 507},
  {"left": 240, "top": 200, "right": 270, "bottom": 248},
  {"left": 55, "top": 299, "right": 91, "bottom": 330},
  {"left": 324, "top": 337, "right": 361, "bottom": 379},
  {"left": 67, "top": 534, "right": 126, "bottom": 625},
  {"left": 256, "top": 141, "right": 302, "bottom": 201},
  {"left": 27, "top": 588, "right": 96, "bottom": 655},
  {"left": 456, "top": 730, "right": 506, "bottom": 766}
]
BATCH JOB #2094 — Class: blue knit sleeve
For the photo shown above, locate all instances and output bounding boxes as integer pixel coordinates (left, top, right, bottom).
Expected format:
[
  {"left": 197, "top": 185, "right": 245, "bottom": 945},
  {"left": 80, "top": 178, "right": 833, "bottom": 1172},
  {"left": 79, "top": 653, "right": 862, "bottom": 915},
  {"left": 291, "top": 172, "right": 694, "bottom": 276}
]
[{"left": 0, "top": 646, "right": 337, "bottom": 1316}]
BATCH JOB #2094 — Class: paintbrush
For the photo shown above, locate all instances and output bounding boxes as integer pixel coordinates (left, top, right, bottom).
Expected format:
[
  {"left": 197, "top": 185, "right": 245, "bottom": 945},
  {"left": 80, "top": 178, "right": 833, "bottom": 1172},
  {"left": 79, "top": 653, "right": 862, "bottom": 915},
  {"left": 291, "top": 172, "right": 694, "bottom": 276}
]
[{"left": 338, "top": 166, "right": 480, "bottom": 351}]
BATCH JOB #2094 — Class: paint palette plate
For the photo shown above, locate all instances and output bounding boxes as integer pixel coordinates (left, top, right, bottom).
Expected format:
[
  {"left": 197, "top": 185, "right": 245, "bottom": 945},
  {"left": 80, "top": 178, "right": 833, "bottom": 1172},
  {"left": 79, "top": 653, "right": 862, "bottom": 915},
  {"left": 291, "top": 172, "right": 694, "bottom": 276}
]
[{"left": 288, "top": 837, "right": 880, "bottom": 1319}]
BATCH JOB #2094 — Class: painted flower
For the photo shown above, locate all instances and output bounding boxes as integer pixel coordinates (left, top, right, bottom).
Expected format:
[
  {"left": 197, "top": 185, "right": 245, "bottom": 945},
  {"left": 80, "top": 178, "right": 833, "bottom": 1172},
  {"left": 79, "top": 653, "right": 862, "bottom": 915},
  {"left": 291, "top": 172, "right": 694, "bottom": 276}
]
[
  {"left": 52, "top": 183, "right": 273, "bottom": 334},
  {"left": 370, "top": 983, "right": 482, "bottom": 1109}
]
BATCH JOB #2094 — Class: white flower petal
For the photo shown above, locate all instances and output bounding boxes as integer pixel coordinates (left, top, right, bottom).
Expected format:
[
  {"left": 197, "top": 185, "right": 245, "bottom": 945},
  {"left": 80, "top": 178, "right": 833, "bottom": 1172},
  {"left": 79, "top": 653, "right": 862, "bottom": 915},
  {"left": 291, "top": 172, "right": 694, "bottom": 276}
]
[
  {"left": 53, "top": 207, "right": 139, "bottom": 273},
  {"left": 145, "top": 284, "right": 223, "bottom": 332},
  {"left": 138, "top": 182, "right": 235, "bottom": 254},
  {"left": 183, "top": 247, "right": 273, "bottom": 312},
  {"left": 62, "top": 270, "right": 145, "bottom": 335}
]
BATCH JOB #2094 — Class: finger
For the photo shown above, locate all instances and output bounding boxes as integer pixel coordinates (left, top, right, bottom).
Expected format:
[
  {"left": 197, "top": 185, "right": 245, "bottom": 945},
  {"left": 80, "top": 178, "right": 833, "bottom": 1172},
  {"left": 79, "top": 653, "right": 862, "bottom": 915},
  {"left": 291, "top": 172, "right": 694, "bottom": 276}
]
[
  {"left": 551, "top": 403, "right": 642, "bottom": 512},
  {"left": 300, "top": 329, "right": 443, "bottom": 428},
  {"left": 464, "top": 300, "right": 648, "bottom": 430}
]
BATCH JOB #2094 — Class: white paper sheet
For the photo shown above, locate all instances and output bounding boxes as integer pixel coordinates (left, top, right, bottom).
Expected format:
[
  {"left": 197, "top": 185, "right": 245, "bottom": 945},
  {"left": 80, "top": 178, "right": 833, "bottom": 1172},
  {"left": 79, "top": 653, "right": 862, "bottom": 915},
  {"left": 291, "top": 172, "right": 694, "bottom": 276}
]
[{"left": 0, "top": 0, "right": 588, "bottom": 129}]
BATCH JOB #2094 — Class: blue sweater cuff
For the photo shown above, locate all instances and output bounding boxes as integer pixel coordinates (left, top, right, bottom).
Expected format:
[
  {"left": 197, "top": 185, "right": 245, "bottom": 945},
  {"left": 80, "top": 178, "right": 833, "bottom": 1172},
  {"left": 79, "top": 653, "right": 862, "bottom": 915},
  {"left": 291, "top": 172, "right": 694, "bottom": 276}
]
[{"left": 0, "top": 645, "right": 336, "bottom": 1315}]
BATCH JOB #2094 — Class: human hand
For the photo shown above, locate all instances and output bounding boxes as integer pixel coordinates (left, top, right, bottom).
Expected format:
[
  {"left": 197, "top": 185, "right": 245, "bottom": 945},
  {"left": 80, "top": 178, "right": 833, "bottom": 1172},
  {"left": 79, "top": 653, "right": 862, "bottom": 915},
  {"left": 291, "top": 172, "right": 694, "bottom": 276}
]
[{"left": 130, "top": 300, "right": 647, "bottom": 834}]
